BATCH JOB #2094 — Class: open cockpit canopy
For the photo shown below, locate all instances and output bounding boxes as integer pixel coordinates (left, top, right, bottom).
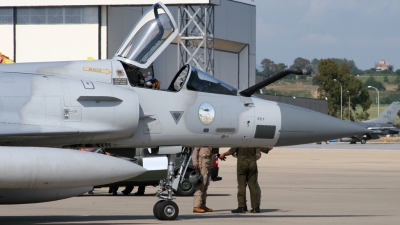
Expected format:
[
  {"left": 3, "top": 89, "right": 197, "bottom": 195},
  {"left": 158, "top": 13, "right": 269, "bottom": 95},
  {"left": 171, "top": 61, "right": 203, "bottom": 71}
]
[{"left": 113, "top": 2, "right": 178, "bottom": 69}]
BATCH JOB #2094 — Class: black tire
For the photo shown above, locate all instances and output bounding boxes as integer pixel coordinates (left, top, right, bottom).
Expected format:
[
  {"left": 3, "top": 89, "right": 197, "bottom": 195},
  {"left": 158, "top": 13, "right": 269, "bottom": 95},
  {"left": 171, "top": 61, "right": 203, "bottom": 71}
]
[
  {"left": 158, "top": 200, "right": 179, "bottom": 220},
  {"left": 173, "top": 176, "right": 196, "bottom": 196},
  {"left": 361, "top": 139, "right": 366, "bottom": 144},
  {"left": 153, "top": 200, "right": 164, "bottom": 220}
]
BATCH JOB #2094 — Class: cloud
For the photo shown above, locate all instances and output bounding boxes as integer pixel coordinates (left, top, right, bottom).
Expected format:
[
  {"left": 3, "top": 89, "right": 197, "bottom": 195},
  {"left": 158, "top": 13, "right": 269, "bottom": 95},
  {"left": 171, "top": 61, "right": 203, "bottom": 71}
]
[{"left": 300, "top": 33, "right": 338, "bottom": 44}]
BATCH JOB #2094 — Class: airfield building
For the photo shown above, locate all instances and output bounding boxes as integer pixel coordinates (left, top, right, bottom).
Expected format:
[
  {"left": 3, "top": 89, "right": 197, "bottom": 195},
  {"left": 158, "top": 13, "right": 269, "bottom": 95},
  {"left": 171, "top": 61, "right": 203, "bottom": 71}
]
[{"left": 375, "top": 59, "right": 394, "bottom": 72}]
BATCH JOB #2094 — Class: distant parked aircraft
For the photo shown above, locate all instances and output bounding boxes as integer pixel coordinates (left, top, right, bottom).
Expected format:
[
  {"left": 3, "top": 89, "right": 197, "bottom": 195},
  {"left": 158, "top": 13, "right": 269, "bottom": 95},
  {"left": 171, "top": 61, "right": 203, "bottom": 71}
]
[{"left": 340, "top": 102, "right": 400, "bottom": 144}]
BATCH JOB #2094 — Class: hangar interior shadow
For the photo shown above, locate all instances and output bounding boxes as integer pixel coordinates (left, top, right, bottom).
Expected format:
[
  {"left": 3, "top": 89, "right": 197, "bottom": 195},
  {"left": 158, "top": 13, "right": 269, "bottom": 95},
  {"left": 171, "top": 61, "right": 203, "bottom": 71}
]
[{"left": 76, "top": 193, "right": 231, "bottom": 197}]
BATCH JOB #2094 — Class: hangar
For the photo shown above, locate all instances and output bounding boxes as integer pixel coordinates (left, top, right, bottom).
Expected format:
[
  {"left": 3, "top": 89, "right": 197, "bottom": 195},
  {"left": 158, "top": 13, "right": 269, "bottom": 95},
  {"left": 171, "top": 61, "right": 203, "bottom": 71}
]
[{"left": 0, "top": 0, "right": 255, "bottom": 90}]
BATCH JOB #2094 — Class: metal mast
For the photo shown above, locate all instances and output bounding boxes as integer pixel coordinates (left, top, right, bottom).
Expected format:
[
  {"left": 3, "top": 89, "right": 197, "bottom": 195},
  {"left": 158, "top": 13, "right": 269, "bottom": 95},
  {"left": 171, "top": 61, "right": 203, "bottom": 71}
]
[{"left": 178, "top": 4, "right": 214, "bottom": 75}]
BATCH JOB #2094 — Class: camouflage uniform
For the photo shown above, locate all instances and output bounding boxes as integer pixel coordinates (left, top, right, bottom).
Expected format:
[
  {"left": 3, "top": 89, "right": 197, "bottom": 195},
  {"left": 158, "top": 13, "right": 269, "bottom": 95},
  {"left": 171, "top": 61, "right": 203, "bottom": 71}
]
[
  {"left": 192, "top": 147, "right": 212, "bottom": 208},
  {"left": 229, "top": 147, "right": 270, "bottom": 209}
]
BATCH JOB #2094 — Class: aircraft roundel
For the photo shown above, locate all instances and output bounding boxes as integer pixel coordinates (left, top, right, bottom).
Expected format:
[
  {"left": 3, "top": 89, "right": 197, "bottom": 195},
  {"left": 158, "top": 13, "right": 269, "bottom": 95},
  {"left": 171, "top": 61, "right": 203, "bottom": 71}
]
[{"left": 199, "top": 102, "right": 215, "bottom": 125}]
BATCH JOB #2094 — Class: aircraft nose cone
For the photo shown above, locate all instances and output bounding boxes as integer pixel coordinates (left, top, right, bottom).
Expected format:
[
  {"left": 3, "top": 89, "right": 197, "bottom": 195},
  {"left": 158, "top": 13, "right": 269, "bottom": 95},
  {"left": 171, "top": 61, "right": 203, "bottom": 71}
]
[{"left": 276, "top": 103, "right": 369, "bottom": 146}]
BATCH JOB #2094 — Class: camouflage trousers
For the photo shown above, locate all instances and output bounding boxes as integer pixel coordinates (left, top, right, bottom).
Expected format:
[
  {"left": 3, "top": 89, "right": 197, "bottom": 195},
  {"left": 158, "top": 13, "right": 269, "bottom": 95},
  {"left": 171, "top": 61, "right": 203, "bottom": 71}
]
[
  {"left": 237, "top": 158, "right": 261, "bottom": 208},
  {"left": 193, "top": 156, "right": 211, "bottom": 207}
]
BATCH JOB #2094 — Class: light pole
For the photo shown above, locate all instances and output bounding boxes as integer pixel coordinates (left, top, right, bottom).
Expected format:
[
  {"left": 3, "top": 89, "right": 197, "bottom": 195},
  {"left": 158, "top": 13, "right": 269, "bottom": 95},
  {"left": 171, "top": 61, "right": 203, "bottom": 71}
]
[
  {"left": 368, "top": 86, "right": 379, "bottom": 116},
  {"left": 334, "top": 79, "right": 343, "bottom": 120},
  {"left": 347, "top": 90, "right": 350, "bottom": 121}
]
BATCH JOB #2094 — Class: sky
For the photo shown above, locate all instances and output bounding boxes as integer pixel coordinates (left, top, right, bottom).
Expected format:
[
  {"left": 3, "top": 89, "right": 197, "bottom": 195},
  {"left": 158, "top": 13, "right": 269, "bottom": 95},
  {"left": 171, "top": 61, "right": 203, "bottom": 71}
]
[{"left": 253, "top": 0, "right": 400, "bottom": 70}]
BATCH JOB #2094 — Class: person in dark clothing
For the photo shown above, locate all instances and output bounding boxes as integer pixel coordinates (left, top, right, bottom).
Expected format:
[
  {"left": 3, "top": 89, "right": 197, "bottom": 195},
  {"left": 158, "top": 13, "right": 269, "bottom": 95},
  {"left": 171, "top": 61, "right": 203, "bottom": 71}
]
[
  {"left": 109, "top": 186, "right": 119, "bottom": 196},
  {"left": 121, "top": 186, "right": 146, "bottom": 195},
  {"left": 134, "top": 186, "right": 146, "bottom": 195},
  {"left": 121, "top": 186, "right": 134, "bottom": 195},
  {"left": 219, "top": 147, "right": 272, "bottom": 213}
]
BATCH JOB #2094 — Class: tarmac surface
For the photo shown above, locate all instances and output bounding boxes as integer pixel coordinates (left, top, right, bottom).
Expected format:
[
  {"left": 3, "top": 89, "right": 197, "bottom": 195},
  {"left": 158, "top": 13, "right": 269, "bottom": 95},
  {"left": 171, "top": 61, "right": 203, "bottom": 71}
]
[{"left": 1, "top": 142, "right": 400, "bottom": 225}]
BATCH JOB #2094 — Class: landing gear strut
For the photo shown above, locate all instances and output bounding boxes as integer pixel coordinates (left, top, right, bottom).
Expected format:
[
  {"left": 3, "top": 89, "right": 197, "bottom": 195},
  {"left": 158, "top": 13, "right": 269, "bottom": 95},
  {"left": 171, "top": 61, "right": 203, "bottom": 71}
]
[{"left": 153, "top": 147, "right": 193, "bottom": 220}]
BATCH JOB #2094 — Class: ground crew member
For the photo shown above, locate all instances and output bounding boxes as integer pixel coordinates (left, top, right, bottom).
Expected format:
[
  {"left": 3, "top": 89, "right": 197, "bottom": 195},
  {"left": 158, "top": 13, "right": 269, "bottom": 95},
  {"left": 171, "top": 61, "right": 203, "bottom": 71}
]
[
  {"left": 192, "top": 147, "right": 213, "bottom": 213},
  {"left": 219, "top": 147, "right": 272, "bottom": 213}
]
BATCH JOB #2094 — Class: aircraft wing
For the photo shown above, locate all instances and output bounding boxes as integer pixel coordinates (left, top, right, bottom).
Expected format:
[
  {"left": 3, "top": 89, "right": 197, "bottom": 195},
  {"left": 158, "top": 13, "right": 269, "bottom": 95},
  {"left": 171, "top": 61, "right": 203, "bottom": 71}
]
[{"left": 354, "top": 122, "right": 400, "bottom": 135}]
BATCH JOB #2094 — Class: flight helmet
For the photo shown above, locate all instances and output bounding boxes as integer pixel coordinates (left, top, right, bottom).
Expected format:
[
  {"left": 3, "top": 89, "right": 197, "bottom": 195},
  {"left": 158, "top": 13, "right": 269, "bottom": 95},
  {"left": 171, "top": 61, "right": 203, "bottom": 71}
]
[{"left": 189, "top": 170, "right": 203, "bottom": 184}]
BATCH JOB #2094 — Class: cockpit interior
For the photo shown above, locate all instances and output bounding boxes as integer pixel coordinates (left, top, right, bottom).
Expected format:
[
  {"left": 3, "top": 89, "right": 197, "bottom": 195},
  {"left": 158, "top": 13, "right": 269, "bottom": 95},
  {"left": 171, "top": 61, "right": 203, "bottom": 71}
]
[{"left": 122, "top": 62, "right": 237, "bottom": 96}]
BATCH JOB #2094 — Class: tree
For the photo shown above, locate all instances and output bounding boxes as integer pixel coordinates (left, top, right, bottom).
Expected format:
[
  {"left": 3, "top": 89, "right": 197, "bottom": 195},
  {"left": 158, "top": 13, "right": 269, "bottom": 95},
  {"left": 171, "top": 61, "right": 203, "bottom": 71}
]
[
  {"left": 315, "top": 59, "right": 342, "bottom": 118},
  {"left": 355, "top": 88, "right": 371, "bottom": 121},
  {"left": 316, "top": 59, "right": 370, "bottom": 121},
  {"left": 260, "top": 58, "right": 281, "bottom": 79},
  {"left": 363, "top": 76, "right": 386, "bottom": 90},
  {"left": 381, "top": 93, "right": 400, "bottom": 104},
  {"left": 290, "top": 57, "right": 311, "bottom": 70},
  {"left": 396, "top": 69, "right": 400, "bottom": 75},
  {"left": 256, "top": 68, "right": 263, "bottom": 77},
  {"left": 364, "top": 68, "right": 377, "bottom": 74},
  {"left": 384, "top": 75, "right": 389, "bottom": 82},
  {"left": 311, "top": 58, "right": 320, "bottom": 75},
  {"left": 329, "top": 58, "right": 363, "bottom": 75},
  {"left": 278, "top": 63, "right": 287, "bottom": 71},
  {"left": 310, "top": 58, "right": 363, "bottom": 77},
  {"left": 283, "top": 57, "right": 311, "bottom": 82}
]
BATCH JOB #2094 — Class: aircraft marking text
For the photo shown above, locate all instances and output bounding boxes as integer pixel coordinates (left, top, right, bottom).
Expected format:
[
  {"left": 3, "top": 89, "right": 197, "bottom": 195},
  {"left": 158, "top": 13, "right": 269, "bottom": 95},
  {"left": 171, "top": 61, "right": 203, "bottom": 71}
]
[
  {"left": 113, "top": 78, "right": 128, "bottom": 85},
  {"left": 83, "top": 67, "right": 111, "bottom": 74}
]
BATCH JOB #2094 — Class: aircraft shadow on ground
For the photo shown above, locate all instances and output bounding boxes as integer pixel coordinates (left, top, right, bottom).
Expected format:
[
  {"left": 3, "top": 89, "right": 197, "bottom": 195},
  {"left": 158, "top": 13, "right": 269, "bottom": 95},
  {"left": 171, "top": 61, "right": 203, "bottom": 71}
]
[
  {"left": 77, "top": 193, "right": 231, "bottom": 197},
  {"left": 0, "top": 212, "right": 384, "bottom": 225}
]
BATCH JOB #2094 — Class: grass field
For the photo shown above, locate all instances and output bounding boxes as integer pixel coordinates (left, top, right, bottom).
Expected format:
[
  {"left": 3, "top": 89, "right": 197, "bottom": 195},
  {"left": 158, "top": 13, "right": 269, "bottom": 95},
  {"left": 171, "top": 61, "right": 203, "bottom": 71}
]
[{"left": 355, "top": 74, "right": 399, "bottom": 84}]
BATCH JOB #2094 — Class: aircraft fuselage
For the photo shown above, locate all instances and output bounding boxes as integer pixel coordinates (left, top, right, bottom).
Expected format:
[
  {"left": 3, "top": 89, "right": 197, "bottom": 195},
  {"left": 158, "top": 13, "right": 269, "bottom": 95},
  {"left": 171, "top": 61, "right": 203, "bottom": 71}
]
[{"left": 0, "top": 60, "right": 368, "bottom": 148}]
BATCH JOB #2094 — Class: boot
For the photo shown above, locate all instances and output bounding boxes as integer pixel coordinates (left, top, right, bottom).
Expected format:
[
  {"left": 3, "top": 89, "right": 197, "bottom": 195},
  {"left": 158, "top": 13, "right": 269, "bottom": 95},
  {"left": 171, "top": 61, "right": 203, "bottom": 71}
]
[
  {"left": 134, "top": 186, "right": 145, "bottom": 195},
  {"left": 193, "top": 207, "right": 205, "bottom": 213},
  {"left": 231, "top": 207, "right": 246, "bottom": 213},
  {"left": 122, "top": 186, "right": 134, "bottom": 195},
  {"left": 200, "top": 206, "right": 213, "bottom": 212},
  {"left": 251, "top": 206, "right": 260, "bottom": 213}
]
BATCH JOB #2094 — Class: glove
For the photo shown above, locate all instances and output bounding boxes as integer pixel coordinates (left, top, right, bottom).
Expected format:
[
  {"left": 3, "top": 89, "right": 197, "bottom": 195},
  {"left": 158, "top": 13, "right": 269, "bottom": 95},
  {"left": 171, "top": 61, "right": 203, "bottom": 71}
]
[{"left": 216, "top": 154, "right": 226, "bottom": 161}]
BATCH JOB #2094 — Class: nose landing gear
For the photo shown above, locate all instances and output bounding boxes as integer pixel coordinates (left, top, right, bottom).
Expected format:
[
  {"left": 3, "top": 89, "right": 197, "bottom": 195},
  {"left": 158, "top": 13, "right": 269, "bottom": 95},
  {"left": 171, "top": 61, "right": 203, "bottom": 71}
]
[
  {"left": 153, "top": 200, "right": 179, "bottom": 220},
  {"left": 153, "top": 147, "right": 193, "bottom": 220}
]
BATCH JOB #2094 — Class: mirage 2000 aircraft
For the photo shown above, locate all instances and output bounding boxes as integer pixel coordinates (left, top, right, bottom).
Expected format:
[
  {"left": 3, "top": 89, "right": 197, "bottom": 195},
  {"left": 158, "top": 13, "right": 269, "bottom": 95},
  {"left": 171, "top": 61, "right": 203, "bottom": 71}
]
[{"left": 0, "top": 2, "right": 369, "bottom": 220}]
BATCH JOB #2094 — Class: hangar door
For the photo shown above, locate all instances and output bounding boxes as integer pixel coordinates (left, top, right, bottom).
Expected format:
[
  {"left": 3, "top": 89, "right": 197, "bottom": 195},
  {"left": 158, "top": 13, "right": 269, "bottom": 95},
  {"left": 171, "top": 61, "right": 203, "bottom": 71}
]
[{"left": 15, "top": 7, "right": 99, "bottom": 62}]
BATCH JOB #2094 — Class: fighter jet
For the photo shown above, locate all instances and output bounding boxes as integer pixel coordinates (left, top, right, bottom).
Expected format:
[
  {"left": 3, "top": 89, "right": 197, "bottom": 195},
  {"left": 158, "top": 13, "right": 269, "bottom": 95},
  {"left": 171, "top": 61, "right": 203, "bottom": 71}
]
[
  {"left": 0, "top": 2, "right": 368, "bottom": 220},
  {"left": 340, "top": 102, "right": 400, "bottom": 144}
]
